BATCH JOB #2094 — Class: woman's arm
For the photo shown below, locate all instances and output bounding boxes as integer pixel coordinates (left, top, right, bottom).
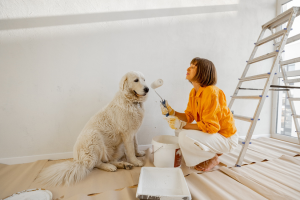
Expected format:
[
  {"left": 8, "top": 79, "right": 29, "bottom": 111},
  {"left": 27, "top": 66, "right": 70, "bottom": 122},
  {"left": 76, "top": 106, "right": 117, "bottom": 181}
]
[
  {"left": 175, "top": 111, "right": 188, "bottom": 122},
  {"left": 182, "top": 123, "right": 200, "bottom": 130}
]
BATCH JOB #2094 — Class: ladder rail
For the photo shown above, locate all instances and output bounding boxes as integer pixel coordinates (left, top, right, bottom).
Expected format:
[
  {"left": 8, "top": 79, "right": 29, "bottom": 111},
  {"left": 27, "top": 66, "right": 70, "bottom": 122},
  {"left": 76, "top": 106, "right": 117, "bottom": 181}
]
[
  {"left": 235, "top": 7, "right": 299, "bottom": 166},
  {"left": 281, "top": 64, "right": 300, "bottom": 143}
]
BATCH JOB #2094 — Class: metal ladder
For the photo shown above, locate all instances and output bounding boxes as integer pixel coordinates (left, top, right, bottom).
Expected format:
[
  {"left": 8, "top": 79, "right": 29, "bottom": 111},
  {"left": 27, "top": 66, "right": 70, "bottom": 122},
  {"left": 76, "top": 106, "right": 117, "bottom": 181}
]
[{"left": 228, "top": 7, "right": 300, "bottom": 167}]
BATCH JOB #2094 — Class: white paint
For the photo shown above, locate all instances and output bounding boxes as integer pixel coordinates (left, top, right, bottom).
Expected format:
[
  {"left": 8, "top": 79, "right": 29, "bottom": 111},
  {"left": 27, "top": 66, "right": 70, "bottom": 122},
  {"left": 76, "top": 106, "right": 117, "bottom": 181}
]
[
  {"left": 136, "top": 167, "right": 191, "bottom": 200},
  {"left": 0, "top": 0, "right": 276, "bottom": 159}
]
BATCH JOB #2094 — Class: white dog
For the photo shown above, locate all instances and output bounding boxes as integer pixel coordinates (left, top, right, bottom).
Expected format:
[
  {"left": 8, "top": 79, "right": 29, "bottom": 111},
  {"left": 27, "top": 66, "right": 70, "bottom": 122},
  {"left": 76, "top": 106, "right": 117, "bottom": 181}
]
[{"left": 38, "top": 71, "right": 149, "bottom": 186}]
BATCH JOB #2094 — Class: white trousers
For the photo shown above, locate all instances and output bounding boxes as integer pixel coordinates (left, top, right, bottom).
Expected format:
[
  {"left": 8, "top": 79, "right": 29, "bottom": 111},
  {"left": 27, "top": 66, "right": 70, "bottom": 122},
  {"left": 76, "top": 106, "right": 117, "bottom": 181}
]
[{"left": 177, "top": 130, "right": 238, "bottom": 167}]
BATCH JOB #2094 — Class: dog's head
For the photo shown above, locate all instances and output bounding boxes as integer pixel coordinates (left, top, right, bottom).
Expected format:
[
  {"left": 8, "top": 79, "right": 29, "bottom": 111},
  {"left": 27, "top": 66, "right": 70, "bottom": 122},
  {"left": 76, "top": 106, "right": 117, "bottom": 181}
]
[{"left": 119, "top": 71, "right": 149, "bottom": 102}]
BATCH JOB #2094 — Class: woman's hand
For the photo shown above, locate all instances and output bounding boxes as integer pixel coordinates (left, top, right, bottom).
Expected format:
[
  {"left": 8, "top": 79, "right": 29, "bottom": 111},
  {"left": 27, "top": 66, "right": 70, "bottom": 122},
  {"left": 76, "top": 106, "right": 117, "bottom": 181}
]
[
  {"left": 165, "top": 116, "right": 186, "bottom": 130},
  {"left": 160, "top": 100, "right": 175, "bottom": 116}
]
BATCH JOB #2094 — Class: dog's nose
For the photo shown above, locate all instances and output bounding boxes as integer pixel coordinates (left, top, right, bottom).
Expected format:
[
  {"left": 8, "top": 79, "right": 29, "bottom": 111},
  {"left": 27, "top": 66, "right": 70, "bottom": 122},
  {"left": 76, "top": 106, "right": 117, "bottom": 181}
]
[{"left": 144, "top": 87, "right": 149, "bottom": 93}]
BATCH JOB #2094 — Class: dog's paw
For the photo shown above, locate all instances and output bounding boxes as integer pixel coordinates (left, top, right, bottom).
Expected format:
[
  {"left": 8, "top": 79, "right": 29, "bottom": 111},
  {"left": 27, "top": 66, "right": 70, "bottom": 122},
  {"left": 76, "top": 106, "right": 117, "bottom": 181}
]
[
  {"left": 123, "top": 162, "right": 134, "bottom": 170},
  {"left": 105, "top": 165, "right": 117, "bottom": 172},
  {"left": 98, "top": 163, "right": 117, "bottom": 172},
  {"left": 136, "top": 150, "right": 146, "bottom": 157},
  {"left": 130, "top": 159, "right": 144, "bottom": 167}
]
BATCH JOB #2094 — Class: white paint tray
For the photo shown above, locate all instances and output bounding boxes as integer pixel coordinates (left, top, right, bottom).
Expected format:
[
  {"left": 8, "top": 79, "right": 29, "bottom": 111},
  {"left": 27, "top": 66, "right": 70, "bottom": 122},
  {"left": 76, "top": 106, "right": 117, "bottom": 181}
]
[{"left": 136, "top": 167, "right": 191, "bottom": 200}]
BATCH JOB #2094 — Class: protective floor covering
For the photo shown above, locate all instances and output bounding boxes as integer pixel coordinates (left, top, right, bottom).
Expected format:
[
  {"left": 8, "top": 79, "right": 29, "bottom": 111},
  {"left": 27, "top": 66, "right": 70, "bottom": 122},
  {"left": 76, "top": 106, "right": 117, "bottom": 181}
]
[
  {"left": 219, "top": 137, "right": 300, "bottom": 167},
  {"left": 0, "top": 137, "right": 299, "bottom": 200}
]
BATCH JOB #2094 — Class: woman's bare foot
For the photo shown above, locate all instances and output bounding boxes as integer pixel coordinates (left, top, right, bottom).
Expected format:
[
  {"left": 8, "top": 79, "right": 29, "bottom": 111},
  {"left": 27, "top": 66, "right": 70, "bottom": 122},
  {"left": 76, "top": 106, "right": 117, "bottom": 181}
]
[
  {"left": 194, "top": 154, "right": 220, "bottom": 172},
  {"left": 194, "top": 160, "right": 208, "bottom": 171}
]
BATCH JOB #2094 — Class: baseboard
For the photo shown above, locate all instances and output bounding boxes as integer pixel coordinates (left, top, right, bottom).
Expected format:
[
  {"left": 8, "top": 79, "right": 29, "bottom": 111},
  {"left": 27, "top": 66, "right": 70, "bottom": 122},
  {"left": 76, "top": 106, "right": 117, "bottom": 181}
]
[
  {"left": 0, "top": 152, "right": 73, "bottom": 165},
  {"left": 0, "top": 145, "right": 152, "bottom": 165},
  {"left": 138, "top": 144, "right": 152, "bottom": 151},
  {"left": 238, "top": 134, "right": 271, "bottom": 140}
]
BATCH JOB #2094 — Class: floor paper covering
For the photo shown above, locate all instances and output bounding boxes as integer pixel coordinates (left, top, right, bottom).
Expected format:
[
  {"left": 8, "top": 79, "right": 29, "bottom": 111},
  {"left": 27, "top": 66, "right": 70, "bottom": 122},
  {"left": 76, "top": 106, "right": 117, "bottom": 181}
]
[
  {"left": 219, "top": 155, "right": 300, "bottom": 200},
  {"left": 0, "top": 137, "right": 299, "bottom": 200},
  {"left": 219, "top": 137, "right": 300, "bottom": 167},
  {"left": 27, "top": 150, "right": 154, "bottom": 200},
  {"left": 65, "top": 186, "right": 138, "bottom": 200},
  {"left": 0, "top": 160, "right": 48, "bottom": 199}
]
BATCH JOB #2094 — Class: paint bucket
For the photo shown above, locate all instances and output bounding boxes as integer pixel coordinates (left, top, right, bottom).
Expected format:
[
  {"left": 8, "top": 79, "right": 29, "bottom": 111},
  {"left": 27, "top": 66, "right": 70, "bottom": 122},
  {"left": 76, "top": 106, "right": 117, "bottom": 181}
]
[{"left": 151, "top": 135, "right": 182, "bottom": 168}]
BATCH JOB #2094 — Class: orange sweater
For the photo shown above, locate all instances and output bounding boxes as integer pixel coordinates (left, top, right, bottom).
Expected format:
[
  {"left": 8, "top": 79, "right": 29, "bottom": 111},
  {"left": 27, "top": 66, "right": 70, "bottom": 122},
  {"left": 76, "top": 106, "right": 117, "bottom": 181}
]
[{"left": 185, "top": 86, "right": 237, "bottom": 138}]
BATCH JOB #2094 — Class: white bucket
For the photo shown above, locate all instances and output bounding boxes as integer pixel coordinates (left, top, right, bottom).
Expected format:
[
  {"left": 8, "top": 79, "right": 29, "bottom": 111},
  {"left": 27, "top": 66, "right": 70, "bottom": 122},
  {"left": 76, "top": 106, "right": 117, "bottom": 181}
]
[{"left": 152, "top": 135, "right": 182, "bottom": 168}]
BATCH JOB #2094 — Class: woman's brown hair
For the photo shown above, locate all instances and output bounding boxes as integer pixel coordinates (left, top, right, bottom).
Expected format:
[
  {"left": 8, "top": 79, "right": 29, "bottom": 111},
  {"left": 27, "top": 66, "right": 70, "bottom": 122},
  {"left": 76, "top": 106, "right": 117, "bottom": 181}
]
[{"left": 190, "top": 57, "right": 217, "bottom": 87}]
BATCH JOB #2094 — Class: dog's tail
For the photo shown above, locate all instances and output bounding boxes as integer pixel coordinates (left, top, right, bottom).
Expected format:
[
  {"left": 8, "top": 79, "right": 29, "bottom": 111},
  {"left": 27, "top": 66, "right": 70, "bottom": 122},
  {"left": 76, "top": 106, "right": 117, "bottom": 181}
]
[{"left": 36, "top": 160, "right": 91, "bottom": 186}]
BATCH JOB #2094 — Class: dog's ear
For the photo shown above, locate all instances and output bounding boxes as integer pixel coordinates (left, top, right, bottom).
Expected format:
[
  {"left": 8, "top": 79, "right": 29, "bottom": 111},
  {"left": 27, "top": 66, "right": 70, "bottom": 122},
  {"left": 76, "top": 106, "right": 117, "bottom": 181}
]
[{"left": 119, "top": 74, "right": 128, "bottom": 91}]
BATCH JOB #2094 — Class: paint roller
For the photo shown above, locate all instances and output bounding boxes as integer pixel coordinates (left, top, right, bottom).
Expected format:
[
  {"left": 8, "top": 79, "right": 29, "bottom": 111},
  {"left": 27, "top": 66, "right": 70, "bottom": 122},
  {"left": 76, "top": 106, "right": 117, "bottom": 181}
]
[{"left": 151, "top": 79, "right": 170, "bottom": 117}]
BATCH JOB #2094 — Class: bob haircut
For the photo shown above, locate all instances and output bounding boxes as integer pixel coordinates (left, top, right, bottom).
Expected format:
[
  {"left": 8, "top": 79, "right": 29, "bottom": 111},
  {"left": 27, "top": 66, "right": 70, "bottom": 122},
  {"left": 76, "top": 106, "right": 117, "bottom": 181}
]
[{"left": 190, "top": 57, "right": 217, "bottom": 87}]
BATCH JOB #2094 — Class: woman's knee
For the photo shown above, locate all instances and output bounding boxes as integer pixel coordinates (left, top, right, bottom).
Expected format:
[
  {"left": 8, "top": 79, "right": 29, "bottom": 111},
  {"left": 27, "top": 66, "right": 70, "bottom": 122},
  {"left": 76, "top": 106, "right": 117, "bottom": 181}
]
[
  {"left": 178, "top": 130, "right": 189, "bottom": 140},
  {"left": 178, "top": 130, "right": 189, "bottom": 146}
]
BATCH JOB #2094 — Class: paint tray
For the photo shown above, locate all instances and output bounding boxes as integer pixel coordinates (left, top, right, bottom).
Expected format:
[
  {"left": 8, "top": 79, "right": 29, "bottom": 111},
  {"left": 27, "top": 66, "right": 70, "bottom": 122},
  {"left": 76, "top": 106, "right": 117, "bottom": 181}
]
[{"left": 136, "top": 167, "right": 191, "bottom": 200}]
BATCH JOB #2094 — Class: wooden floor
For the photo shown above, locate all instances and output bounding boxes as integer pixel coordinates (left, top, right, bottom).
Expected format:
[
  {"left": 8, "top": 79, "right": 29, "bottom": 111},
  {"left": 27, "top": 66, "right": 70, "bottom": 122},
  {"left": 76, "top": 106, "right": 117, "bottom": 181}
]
[{"left": 0, "top": 137, "right": 300, "bottom": 200}]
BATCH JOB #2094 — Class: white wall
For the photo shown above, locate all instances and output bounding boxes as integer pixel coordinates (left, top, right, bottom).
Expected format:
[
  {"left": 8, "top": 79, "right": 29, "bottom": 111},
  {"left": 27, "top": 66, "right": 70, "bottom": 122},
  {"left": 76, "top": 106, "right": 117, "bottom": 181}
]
[{"left": 0, "top": 0, "right": 276, "bottom": 159}]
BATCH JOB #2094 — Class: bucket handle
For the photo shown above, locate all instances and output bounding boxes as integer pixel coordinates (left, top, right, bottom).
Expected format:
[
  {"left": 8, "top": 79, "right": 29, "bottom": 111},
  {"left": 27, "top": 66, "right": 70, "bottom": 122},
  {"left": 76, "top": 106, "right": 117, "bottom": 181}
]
[{"left": 151, "top": 145, "right": 163, "bottom": 154}]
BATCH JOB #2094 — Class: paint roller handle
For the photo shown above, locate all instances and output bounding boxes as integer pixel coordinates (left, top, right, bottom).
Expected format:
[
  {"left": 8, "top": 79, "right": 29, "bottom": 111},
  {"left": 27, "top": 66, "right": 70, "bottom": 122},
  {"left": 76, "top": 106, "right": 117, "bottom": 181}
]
[
  {"left": 161, "top": 100, "right": 169, "bottom": 117},
  {"left": 160, "top": 100, "right": 175, "bottom": 117}
]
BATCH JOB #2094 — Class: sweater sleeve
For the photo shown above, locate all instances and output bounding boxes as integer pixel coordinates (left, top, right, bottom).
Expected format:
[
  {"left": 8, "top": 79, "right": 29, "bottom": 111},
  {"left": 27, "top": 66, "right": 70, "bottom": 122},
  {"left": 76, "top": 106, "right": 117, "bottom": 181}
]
[{"left": 196, "top": 89, "right": 221, "bottom": 133}]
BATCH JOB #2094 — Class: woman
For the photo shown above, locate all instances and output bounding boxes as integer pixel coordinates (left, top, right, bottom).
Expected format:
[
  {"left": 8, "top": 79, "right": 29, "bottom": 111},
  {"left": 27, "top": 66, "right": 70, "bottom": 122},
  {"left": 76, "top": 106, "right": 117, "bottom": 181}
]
[{"left": 161, "top": 57, "right": 238, "bottom": 171}]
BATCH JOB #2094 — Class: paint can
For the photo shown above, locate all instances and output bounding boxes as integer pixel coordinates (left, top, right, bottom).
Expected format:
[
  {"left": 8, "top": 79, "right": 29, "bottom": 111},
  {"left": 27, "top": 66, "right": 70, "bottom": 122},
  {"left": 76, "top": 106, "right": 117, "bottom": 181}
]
[{"left": 151, "top": 135, "right": 182, "bottom": 168}]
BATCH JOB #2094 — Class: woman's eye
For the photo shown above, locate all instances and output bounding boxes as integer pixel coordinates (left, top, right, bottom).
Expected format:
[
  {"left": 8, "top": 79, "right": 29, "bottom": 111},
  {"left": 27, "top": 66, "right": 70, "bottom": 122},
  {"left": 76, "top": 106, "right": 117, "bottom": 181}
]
[{"left": 134, "top": 79, "right": 139, "bottom": 82}]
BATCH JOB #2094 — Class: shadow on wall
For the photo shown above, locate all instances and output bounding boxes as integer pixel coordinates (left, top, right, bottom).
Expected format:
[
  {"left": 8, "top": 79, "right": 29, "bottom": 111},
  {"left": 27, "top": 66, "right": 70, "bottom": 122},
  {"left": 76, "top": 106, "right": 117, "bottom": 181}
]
[{"left": 0, "top": 4, "right": 238, "bottom": 30}]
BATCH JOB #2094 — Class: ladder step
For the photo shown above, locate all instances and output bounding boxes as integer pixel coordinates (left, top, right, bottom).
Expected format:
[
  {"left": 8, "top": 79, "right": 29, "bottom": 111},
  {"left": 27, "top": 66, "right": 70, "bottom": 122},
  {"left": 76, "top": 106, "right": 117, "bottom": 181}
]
[
  {"left": 274, "top": 33, "right": 300, "bottom": 48},
  {"left": 270, "top": 85, "right": 300, "bottom": 89},
  {"left": 233, "top": 115, "right": 259, "bottom": 122},
  {"left": 262, "top": 7, "right": 300, "bottom": 29},
  {"left": 280, "top": 57, "right": 300, "bottom": 66},
  {"left": 239, "top": 73, "right": 270, "bottom": 82},
  {"left": 292, "top": 115, "right": 300, "bottom": 118},
  {"left": 248, "top": 51, "right": 278, "bottom": 64},
  {"left": 285, "top": 78, "right": 300, "bottom": 83},
  {"left": 256, "top": 29, "right": 286, "bottom": 46},
  {"left": 289, "top": 98, "right": 300, "bottom": 101},
  {"left": 231, "top": 96, "right": 262, "bottom": 99}
]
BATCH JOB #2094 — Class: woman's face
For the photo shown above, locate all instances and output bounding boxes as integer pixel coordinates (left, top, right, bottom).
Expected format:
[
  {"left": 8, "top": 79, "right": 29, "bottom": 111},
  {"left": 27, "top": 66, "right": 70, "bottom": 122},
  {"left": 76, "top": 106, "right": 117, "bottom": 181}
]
[{"left": 186, "top": 64, "right": 197, "bottom": 81}]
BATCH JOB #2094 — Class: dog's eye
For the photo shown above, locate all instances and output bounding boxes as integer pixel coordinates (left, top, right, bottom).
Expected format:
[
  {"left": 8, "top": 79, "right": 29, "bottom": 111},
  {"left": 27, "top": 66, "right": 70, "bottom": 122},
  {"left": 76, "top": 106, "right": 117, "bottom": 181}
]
[{"left": 134, "top": 79, "right": 139, "bottom": 82}]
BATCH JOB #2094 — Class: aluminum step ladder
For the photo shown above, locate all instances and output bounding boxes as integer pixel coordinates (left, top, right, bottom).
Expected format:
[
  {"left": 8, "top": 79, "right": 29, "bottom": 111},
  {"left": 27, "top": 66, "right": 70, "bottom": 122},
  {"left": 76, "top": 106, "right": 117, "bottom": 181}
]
[{"left": 228, "top": 7, "right": 300, "bottom": 167}]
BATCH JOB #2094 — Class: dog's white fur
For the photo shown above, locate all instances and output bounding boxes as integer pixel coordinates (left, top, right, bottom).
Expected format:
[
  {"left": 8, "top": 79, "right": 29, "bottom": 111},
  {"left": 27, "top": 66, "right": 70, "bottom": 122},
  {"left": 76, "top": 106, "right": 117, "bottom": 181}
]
[{"left": 37, "top": 71, "right": 149, "bottom": 186}]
